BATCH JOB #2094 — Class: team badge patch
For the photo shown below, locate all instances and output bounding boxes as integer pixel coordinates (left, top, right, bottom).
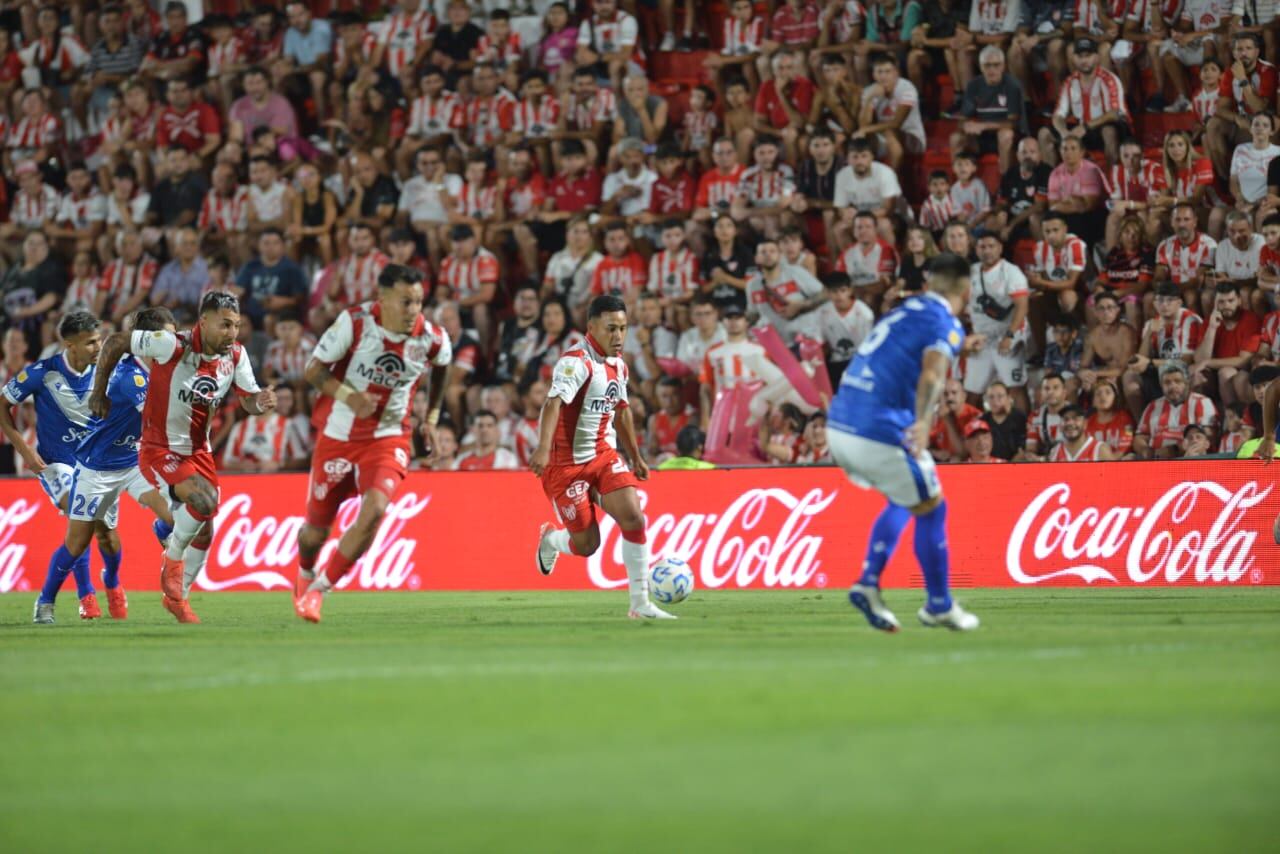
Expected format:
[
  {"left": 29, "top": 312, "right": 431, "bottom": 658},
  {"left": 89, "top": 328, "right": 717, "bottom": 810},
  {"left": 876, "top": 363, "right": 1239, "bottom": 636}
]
[
  {"left": 133, "top": 374, "right": 146, "bottom": 387},
  {"left": 948, "top": 330, "right": 961, "bottom": 348},
  {"left": 16, "top": 370, "right": 26, "bottom": 383}
]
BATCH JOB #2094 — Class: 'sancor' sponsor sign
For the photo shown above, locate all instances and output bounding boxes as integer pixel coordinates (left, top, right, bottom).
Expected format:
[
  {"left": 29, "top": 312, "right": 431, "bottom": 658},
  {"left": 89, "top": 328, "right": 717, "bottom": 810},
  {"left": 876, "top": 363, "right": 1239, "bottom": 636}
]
[{"left": 0, "top": 462, "right": 1276, "bottom": 593}]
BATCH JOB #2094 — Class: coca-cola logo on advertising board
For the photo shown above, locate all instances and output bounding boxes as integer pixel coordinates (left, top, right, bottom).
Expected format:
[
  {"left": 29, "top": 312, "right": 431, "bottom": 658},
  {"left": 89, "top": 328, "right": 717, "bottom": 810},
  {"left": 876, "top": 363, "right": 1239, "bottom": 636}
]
[{"left": 0, "top": 463, "right": 1276, "bottom": 593}]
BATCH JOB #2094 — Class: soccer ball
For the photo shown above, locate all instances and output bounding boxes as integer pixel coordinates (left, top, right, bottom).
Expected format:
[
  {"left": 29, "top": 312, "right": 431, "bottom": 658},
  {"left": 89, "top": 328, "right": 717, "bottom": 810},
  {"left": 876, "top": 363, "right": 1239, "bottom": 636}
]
[{"left": 650, "top": 557, "right": 694, "bottom": 605}]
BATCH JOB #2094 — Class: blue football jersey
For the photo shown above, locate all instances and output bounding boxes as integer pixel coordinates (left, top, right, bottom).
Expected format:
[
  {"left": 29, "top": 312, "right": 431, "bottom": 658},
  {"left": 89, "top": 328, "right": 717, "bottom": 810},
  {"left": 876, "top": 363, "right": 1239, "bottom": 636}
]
[
  {"left": 829, "top": 293, "right": 964, "bottom": 447},
  {"left": 76, "top": 355, "right": 149, "bottom": 471},
  {"left": 1, "top": 354, "right": 96, "bottom": 466}
]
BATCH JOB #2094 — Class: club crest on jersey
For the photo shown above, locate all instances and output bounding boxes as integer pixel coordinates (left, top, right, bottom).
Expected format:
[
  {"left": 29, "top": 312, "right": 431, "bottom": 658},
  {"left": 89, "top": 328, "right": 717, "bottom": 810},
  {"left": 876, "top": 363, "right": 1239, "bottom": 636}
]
[
  {"left": 559, "top": 501, "right": 577, "bottom": 521},
  {"left": 406, "top": 342, "right": 429, "bottom": 364},
  {"left": 587, "top": 380, "right": 622, "bottom": 413},
  {"left": 179, "top": 374, "right": 220, "bottom": 406},
  {"left": 394, "top": 448, "right": 409, "bottom": 467},
  {"left": 356, "top": 352, "right": 409, "bottom": 387}
]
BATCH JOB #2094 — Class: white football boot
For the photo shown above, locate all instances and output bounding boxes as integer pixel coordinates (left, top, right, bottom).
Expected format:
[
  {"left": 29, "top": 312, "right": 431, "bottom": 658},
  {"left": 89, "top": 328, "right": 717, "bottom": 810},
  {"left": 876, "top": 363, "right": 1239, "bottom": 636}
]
[
  {"left": 32, "top": 600, "right": 55, "bottom": 624},
  {"left": 628, "top": 601, "right": 677, "bottom": 620},
  {"left": 917, "top": 602, "right": 980, "bottom": 631},
  {"left": 535, "top": 523, "right": 559, "bottom": 576},
  {"left": 848, "top": 584, "right": 900, "bottom": 632}
]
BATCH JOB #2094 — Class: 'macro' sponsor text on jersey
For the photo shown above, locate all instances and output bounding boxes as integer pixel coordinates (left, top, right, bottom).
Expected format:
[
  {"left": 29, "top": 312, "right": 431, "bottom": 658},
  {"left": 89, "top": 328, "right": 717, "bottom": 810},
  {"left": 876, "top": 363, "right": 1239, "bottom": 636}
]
[{"left": 310, "top": 302, "right": 453, "bottom": 442}]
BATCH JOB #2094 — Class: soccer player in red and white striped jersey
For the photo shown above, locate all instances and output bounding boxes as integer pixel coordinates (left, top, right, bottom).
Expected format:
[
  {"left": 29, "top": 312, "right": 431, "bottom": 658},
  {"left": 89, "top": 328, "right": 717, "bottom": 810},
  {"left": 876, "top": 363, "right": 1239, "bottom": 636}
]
[
  {"left": 294, "top": 265, "right": 452, "bottom": 622},
  {"left": 90, "top": 291, "right": 276, "bottom": 623},
  {"left": 1133, "top": 363, "right": 1218, "bottom": 458}
]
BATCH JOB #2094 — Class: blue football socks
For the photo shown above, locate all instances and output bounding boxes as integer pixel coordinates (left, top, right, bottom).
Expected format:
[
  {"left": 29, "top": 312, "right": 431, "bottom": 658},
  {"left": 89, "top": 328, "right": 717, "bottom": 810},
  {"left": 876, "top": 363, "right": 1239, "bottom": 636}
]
[
  {"left": 40, "top": 546, "right": 91, "bottom": 603},
  {"left": 70, "top": 550, "right": 94, "bottom": 599},
  {"left": 859, "top": 503, "right": 911, "bottom": 587},
  {"left": 914, "top": 500, "right": 953, "bottom": 613},
  {"left": 100, "top": 545, "right": 123, "bottom": 590}
]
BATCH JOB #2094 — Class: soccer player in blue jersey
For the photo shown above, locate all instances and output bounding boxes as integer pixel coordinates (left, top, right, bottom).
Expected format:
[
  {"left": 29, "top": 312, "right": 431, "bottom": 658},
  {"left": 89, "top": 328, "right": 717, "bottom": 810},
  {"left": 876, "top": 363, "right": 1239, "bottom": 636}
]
[
  {"left": 828, "top": 252, "right": 981, "bottom": 632},
  {"left": 43, "top": 308, "right": 180, "bottom": 622},
  {"left": 0, "top": 311, "right": 107, "bottom": 622}
]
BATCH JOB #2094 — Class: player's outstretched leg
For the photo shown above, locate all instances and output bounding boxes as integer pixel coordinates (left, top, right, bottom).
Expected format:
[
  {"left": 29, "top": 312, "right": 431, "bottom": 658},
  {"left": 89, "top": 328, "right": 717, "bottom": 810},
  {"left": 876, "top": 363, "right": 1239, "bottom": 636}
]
[
  {"left": 848, "top": 502, "right": 910, "bottom": 633},
  {"left": 33, "top": 546, "right": 92, "bottom": 623},
  {"left": 600, "top": 488, "right": 674, "bottom": 620},
  {"left": 296, "top": 489, "right": 393, "bottom": 623},
  {"left": 912, "top": 499, "right": 979, "bottom": 631},
  {"left": 95, "top": 523, "right": 126, "bottom": 620},
  {"left": 160, "top": 474, "right": 217, "bottom": 618},
  {"left": 162, "top": 526, "right": 208, "bottom": 624}
]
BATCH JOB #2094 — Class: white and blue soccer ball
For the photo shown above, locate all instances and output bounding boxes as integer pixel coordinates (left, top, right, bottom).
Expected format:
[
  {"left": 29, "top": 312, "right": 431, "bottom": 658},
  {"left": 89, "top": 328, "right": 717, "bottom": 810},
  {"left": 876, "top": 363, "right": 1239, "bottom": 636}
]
[{"left": 650, "top": 557, "right": 694, "bottom": 605}]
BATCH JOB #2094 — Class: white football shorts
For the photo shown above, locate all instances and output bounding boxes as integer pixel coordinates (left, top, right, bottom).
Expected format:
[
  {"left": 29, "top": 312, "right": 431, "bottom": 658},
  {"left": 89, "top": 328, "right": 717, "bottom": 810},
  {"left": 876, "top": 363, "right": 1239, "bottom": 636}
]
[
  {"left": 67, "top": 464, "right": 155, "bottom": 528},
  {"left": 828, "top": 427, "right": 942, "bottom": 509}
]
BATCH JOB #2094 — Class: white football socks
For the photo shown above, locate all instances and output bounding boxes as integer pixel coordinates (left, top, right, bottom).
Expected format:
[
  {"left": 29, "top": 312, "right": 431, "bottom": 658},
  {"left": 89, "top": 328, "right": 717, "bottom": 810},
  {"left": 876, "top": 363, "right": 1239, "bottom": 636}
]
[
  {"left": 166, "top": 506, "right": 204, "bottom": 561},
  {"left": 182, "top": 546, "right": 208, "bottom": 598},
  {"left": 546, "top": 528, "right": 574, "bottom": 555},
  {"left": 621, "top": 538, "right": 650, "bottom": 610}
]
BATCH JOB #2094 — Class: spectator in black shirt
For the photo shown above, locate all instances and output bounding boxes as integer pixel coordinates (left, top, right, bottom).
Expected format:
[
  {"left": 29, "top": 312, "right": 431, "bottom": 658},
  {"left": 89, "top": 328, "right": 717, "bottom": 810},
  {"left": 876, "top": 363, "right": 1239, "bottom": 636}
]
[
  {"left": 700, "top": 214, "right": 753, "bottom": 313},
  {"left": 790, "top": 130, "right": 840, "bottom": 259},
  {"left": 951, "top": 46, "right": 1027, "bottom": 174},
  {"left": 432, "top": 0, "right": 485, "bottom": 90},
  {"left": 989, "top": 136, "right": 1050, "bottom": 243},
  {"left": 148, "top": 148, "right": 207, "bottom": 246},
  {"left": 980, "top": 380, "right": 1027, "bottom": 461},
  {"left": 906, "top": 0, "right": 974, "bottom": 109},
  {"left": 494, "top": 283, "right": 543, "bottom": 384},
  {"left": 345, "top": 151, "right": 400, "bottom": 240},
  {"left": 0, "top": 232, "right": 63, "bottom": 356},
  {"left": 140, "top": 1, "right": 206, "bottom": 84}
]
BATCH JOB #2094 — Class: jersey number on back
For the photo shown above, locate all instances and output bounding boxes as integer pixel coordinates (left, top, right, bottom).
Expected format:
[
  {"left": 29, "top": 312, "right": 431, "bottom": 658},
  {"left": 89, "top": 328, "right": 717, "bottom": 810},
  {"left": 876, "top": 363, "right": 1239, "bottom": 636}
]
[{"left": 856, "top": 299, "right": 922, "bottom": 357}]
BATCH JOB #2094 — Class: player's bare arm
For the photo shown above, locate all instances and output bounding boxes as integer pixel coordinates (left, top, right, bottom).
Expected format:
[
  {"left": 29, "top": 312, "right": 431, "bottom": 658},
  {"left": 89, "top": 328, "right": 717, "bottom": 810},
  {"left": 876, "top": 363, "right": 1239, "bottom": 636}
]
[
  {"left": 615, "top": 405, "right": 648, "bottom": 480},
  {"left": 305, "top": 358, "right": 376, "bottom": 419},
  {"left": 529, "top": 395, "right": 562, "bottom": 477},
  {"left": 908, "top": 349, "right": 949, "bottom": 455},
  {"left": 88, "top": 331, "right": 133, "bottom": 419}
]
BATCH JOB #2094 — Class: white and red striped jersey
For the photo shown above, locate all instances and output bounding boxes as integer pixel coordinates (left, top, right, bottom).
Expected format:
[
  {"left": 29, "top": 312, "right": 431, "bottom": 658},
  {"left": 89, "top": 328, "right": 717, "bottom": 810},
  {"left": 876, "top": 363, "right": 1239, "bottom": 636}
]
[
  {"left": 511, "top": 96, "right": 560, "bottom": 138},
  {"left": 681, "top": 109, "right": 718, "bottom": 152},
  {"left": 63, "top": 276, "right": 98, "bottom": 313},
  {"left": 969, "top": 0, "right": 1018, "bottom": 33},
  {"left": 379, "top": 8, "right": 438, "bottom": 77},
  {"left": 1179, "top": 0, "right": 1229, "bottom": 33},
  {"left": 125, "top": 103, "right": 159, "bottom": 146},
  {"left": 1138, "top": 392, "right": 1218, "bottom": 450},
  {"left": 6, "top": 113, "right": 61, "bottom": 159},
  {"left": 1156, "top": 233, "right": 1216, "bottom": 285},
  {"left": 311, "top": 302, "right": 453, "bottom": 443},
  {"left": 567, "top": 88, "right": 617, "bottom": 130},
  {"left": 463, "top": 90, "right": 516, "bottom": 148},
  {"left": 9, "top": 183, "right": 61, "bottom": 228},
  {"left": 131, "top": 327, "right": 261, "bottom": 457},
  {"left": 335, "top": 29, "right": 378, "bottom": 71},
  {"left": 263, "top": 337, "right": 315, "bottom": 384},
  {"left": 1148, "top": 308, "right": 1204, "bottom": 360},
  {"left": 407, "top": 90, "right": 464, "bottom": 137},
  {"left": 98, "top": 256, "right": 158, "bottom": 313},
  {"left": 207, "top": 35, "right": 246, "bottom": 77},
  {"left": 437, "top": 248, "right": 500, "bottom": 301},
  {"left": 474, "top": 31, "right": 522, "bottom": 67},
  {"left": 838, "top": 239, "right": 899, "bottom": 287},
  {"left": 722, "top": 16, "right": 765, "bottom": 55},
  {"left": 1125, "top": 0, "right": 1184, "bottom": 26},
  {"left": 825, "top": 0, "right": 866, "bottom": 42},
  {"left": 648, "top": 248, "right": 700, "bottom": 299},
  {"left": 546, "top": 338, "right": 630, "bottom": 466},
  {"left": 1032, "top": 236, "right": 1088, "bottom": 281},
  {"left": 1262, "top": 310, "right": 1280, "bottom": 355},
  {"left": 1027, "top": 406, "right": 1065, "bottom": 450},
  {"left": 949, "top": 178, "right": 992, "bottom": 221},
  {"left": 222, "top": 413, "right": 303, "bottom": 466},
  {"left": 20, "top": 30, "right": 90, "bottom": 75},
  {"left": 56, "top": 189, "right": 106, "bottom": 229},
  {"left": 333, "top": 249, "right": 391, "bottom": 307},
  {"left": 590, "top": 253, "right": 648, "bottom": 299},
  {"left": 514, "top": 415, "right": 540, "bottom": 466},
  {"left": 1071, "top": 0, "right": 1105, "bottom": 31},
  {"left": 1192, "top": 86, "right": 1218, "bottom": 125},
  {"left": 198, "top": 185, "right": 249, "bottom": 233},
  {"left": 1054, "top": 68, "right": 1129, "bottom": 124},
  {"left": 918, "top": 194, "right": 957, "bottom": 231},
  {"left": 457, "top": 181, "right": 499, "bottom": 220},
  {"left": 577, "top": 10, "right": 645, "bottom": 68},
  {"left": 698, "top": 338, "right": 777, "bottom": 395},
  {"left": 1107, "top": 159, "right": 1162, "bottom": 205},
  {"left": 1219, "top": 430, "right": 1247, "bottom": 455},
  {"left": 737, "top": 164, "right": 795, "bottom": 207},
  {"left": 1049, "top": 435, "right": 1109, "bottom": 462}
]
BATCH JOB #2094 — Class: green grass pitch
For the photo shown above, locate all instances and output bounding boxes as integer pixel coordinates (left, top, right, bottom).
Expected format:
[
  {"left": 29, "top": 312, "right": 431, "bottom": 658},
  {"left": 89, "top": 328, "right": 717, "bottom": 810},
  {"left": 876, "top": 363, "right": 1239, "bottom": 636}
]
[{"left": 1, "top": 589, "right": 1277, "bottom": 853}]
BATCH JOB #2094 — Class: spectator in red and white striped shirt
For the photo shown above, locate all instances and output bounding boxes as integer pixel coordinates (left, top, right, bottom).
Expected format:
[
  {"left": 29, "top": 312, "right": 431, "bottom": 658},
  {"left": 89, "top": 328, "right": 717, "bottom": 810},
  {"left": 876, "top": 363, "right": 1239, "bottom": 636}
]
[
  {"left": 1041, "top": 38, "right": 1128, "bottom": 168},
  {"left": 199, "top": 162, "right": 250, "bottom": 266},
  {"left": 918, "top": 171, "right": 957, "bottom": 234},
  {"left": 505, "top": 70, "right": 560, "bottom": 177},
  {"left": 1132, "top": 362, "right": 1219, "bottom": 459},
  {"left": 438, "top": 223, "right": 500, "bottom": 346},
  {"left": 704, "top": 0, "right": 765, "bottom": 92},
  {"left": 0, "top": 161, "right": 58, "bottom": 261},
  {"left": 94, "top": 228, "right": 157, "bottom": 324},
  {"left": 1155, "top": 202, "right": 1218, "bottom": 314},
  {"left": 1028, "top": 212, "right": 1088, "bottom": 319},
  {"left": 648, "top": 219, "right": 700, "bottom": 329},
  {"left": 731, "top": 135, "right": 795, "bottom": 239},
  {"left": 262, "top": 315, "right": 313, "bottom": 391},
  {"left": 4, "top": 89, "right": 61, "bottom": 176}
]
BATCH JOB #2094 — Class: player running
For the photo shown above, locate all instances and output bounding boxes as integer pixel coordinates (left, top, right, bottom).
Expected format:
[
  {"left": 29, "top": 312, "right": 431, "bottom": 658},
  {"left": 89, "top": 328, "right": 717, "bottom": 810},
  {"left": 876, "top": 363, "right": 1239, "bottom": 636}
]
[
  {"left": 47, "top": 308, "right": 179, "bottom": 621},
  {"left": 91, "top": 291, "right": 276, "bottom": 624},
  {"left": 531, "top": 294, "right": 674, "bottom": 620},
  {"left": 294, "top": 264, "right": 452, "bottom": 623},
  {"left": 1, "top": 312, "right": 110, "bottom": 622},
  {"left": 828, "top": 253, "right": 980, "bottom": 632}
]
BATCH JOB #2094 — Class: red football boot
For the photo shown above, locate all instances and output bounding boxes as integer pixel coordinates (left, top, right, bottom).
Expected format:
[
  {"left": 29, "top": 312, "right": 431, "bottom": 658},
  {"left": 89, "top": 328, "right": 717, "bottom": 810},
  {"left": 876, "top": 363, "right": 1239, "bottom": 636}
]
[
  {"left": 295, "top": 590, "right": 323, "bottom": 623},
  {"left": 162, "top": 595, "right": 201, "bottom": 624},
  {"left": 78, "top": 593, "right": 102, "bottom": 620},
  {"left": 160, "top": 555, "right": 184, "bottom": 600},
  {"left": 293, "top": 571, "right": 313, "bottom": 602},
  {"left": 105, "top": 586, "right": 128, "bottom": 620}
]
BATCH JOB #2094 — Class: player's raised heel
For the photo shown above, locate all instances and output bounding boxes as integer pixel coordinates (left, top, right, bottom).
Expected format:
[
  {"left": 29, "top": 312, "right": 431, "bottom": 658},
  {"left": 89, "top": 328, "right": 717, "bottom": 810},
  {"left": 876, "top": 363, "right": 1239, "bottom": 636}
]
[
  {"left": 162, "top": 595, "right": 201, "bottom": 624},
  {"left": 848, "top": 584, "right": 900, "bottom": 632},
  {"left": 295, "top": 590, "right": 324, "bottom": 623},
  {"left": 917, "top": 603, "right": 980, "bottom": 631},
  {"left": 536, "top": 523, "right": 559, "bottom": 576},
  {"left": 159, "top": 555, "right": 184, "bottom": 600},
  {"left": 628, "top": 601, "right": 676, "bottom": 620},
  {"left": 293, "top": 570, "right": 313, "bottom": 601},
  {"left": 79, "top": 593, "right": 101, "bottom": 620},
  {"left": 105, "top": 586, "right": 128, "bottom": 620},
  {"left": 32, "top": 600, "right": 55, "bottom": 624}
]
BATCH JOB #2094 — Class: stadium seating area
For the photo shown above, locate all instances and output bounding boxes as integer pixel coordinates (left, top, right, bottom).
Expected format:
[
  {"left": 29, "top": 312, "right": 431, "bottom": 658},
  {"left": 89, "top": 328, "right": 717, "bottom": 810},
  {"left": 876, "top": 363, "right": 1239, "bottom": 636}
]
[{"left": 1, "top": 0, "right": 1277, "bottom": 475}]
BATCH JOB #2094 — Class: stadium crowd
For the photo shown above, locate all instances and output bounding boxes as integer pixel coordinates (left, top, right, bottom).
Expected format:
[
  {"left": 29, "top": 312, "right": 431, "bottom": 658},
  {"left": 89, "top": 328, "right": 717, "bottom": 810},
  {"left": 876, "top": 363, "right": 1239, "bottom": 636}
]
[{"left": 0, "top": 0, "right": 1277, "bottom": 476}]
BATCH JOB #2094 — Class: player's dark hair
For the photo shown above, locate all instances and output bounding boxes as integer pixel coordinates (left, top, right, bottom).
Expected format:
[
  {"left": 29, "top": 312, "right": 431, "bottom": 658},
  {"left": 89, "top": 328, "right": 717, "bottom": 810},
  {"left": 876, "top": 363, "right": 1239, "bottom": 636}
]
[
  {"left": 133, "top": 306, "right": 175, "bottom": 332},
  {"left": 588, "top": 294, "right": 627, "bottom": 319},
  {"left": 676, "top": 424, "right": 705, "bottom": 457},
  {"left": 59, "top": 310, "right": 100, "bottom": 339},
  {"left": 378, "top": 263, "right": 425, "bottom": 289},
  {"left": 925, "top": 252, "right": 970, "bottom": 291},
  {"left": 201, "top": 291, "right": 240, "bottom": 314}
]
